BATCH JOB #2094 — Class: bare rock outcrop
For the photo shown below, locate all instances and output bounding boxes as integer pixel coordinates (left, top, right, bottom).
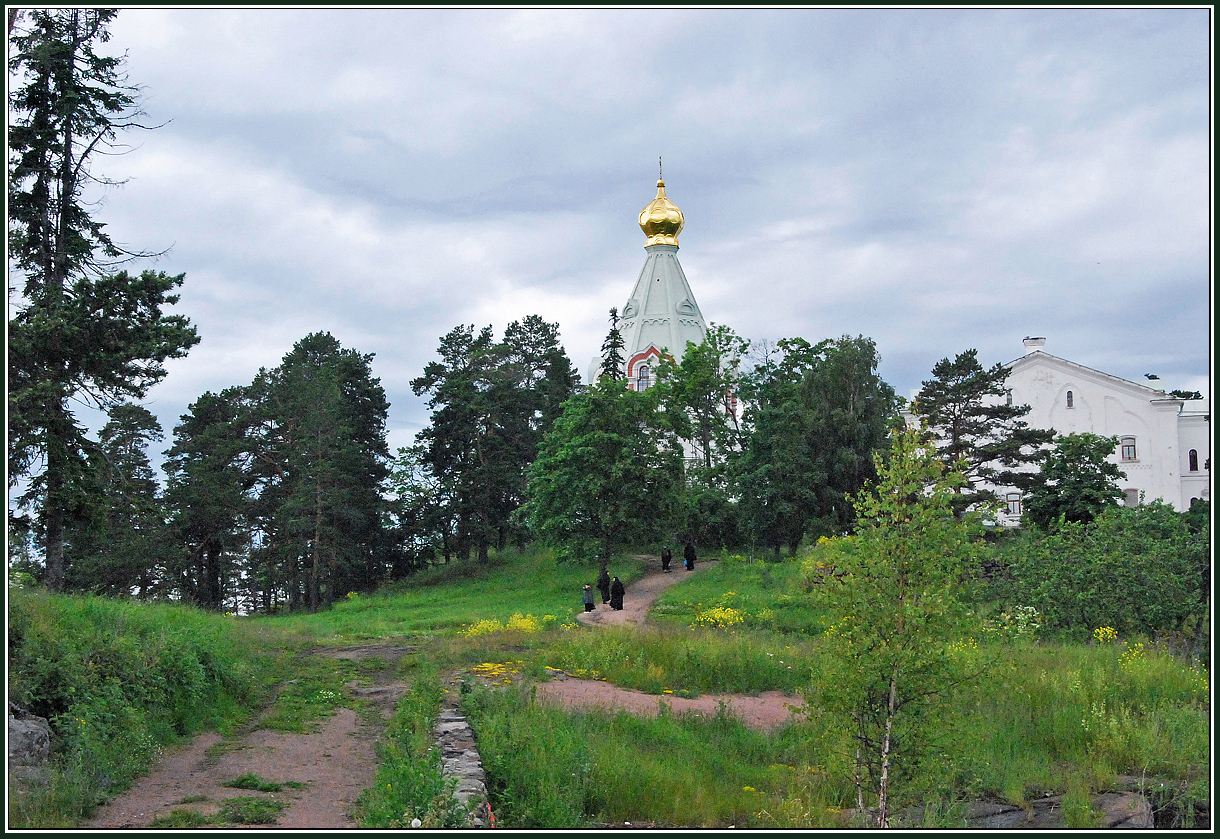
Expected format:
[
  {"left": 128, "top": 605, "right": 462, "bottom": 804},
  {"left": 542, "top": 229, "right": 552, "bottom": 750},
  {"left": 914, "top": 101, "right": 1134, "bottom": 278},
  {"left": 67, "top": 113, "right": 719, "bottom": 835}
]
[{"left": 8, "top": 702, "right": 51, "bottom": 782}]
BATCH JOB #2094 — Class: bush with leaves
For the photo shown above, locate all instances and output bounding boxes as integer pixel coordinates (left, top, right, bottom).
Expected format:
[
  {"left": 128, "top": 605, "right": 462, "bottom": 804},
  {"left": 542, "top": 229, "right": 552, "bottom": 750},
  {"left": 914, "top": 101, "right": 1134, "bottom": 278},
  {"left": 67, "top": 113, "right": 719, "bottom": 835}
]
[{"left": 1006, "top": 501, "right": 1208, "bottom": 639}]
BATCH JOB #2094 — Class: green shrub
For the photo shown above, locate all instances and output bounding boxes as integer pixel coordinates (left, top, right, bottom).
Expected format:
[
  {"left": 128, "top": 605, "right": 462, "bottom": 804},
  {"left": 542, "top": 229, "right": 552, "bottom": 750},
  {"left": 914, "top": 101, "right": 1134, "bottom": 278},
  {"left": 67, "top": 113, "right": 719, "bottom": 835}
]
[
  {"left": 1004, "top": 503, "right": 1207, "bottom": 638},
  {"left": 7, "top": 591, "right": 282, "bottom": 828}
]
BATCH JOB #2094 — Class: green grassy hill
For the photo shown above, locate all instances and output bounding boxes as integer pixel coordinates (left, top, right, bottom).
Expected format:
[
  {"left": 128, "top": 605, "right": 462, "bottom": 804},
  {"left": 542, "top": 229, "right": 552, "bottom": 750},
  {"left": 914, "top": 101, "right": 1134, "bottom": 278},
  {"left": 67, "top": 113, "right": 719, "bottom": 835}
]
[{"left": 8, "top": 547, "right": 1210, "bottom": 828}]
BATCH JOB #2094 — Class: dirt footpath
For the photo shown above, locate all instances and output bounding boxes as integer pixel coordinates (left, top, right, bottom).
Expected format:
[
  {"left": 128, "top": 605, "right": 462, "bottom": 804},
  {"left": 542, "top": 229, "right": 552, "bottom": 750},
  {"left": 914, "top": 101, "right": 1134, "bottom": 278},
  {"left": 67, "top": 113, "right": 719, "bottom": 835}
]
[
  {"left": 83, "top": 647, "right": 410, "bottom": 830},
  {"left": 83, "top": 558, "right": 804, "bottom": 829},
  {"left": 577, "top": 555, "right": 712, "bottom": 628},
  {"left": 563, "top": 556, "right": 805, "bottom": 730}
]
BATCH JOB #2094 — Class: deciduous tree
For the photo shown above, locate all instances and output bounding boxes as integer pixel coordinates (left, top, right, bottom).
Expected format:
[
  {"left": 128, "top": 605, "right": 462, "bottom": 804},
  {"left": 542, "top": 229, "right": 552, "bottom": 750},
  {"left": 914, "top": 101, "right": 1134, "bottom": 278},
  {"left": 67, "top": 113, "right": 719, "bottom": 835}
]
[
  {"left": 1022, "top": 432, "right": 1125, "bottom": 530},
  {"left": 525, "top": 379, "right": 683, "bottom": 571},
  {"left": 807, "top": 426, "right": 983, "bottom": 826}
]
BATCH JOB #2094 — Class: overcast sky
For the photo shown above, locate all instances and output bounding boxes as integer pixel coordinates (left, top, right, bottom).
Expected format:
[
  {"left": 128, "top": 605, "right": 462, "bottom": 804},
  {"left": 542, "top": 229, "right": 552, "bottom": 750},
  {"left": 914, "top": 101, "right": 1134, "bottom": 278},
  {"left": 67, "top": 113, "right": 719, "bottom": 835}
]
[{"left": 13, "top": 6, "right": 1212, "bottom": 458}]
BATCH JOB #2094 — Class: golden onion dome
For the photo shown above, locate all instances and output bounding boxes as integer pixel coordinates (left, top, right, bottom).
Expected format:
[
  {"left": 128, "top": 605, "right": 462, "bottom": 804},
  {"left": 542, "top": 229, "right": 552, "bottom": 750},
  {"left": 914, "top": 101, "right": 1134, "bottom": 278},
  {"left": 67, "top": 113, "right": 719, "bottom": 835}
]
[{"left": 638, "top": 179, "right": 684, "bottom": 247}]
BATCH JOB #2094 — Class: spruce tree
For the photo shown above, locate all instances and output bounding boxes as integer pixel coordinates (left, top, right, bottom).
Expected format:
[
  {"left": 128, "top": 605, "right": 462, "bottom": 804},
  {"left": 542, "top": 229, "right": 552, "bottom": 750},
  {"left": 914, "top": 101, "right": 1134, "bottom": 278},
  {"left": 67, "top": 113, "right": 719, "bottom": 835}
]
[
  {"left": 598, "top": 307, "right": 626, "bottom": 382},
  {"left": 913, "top": 349, "right": 1054, "bottom": 517},
  {"left": 8, "top": 9, "right": 199, "bottom": 590}
]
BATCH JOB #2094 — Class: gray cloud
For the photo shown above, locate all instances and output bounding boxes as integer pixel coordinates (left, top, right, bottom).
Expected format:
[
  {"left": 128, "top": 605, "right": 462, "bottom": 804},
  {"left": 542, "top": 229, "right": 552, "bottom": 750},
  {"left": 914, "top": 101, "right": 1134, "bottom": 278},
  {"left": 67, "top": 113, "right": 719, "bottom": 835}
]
[{"left": 46, "top": 6, "right": 1206, "bottom": 461}]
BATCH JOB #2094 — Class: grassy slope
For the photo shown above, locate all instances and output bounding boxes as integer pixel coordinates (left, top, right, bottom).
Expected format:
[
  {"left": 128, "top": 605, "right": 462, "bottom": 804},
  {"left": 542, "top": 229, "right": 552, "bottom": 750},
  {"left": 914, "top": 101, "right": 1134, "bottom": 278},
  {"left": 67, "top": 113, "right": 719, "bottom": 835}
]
[{"left": 8, "top": 546, "right": 1210, "bottom": 828}]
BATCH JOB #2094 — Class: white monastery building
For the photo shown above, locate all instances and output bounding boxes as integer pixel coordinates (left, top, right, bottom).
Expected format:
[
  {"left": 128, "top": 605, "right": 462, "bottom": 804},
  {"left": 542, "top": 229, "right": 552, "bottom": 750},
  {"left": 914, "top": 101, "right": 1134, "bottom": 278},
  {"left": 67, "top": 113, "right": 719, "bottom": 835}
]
[
  {"left": 1001, "top": 336, "right": 1210, "bottom": 518},
  {"left": 588, "top": 177, "right": 707, "bottom": 386}
]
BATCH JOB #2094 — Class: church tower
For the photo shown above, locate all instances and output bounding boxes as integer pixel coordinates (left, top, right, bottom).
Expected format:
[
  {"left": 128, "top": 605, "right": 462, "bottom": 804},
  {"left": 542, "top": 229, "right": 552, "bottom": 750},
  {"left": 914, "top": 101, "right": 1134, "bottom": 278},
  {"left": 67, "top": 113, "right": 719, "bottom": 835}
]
[{"left": 591, "top": 176, "right": 708, "bottom": 388}]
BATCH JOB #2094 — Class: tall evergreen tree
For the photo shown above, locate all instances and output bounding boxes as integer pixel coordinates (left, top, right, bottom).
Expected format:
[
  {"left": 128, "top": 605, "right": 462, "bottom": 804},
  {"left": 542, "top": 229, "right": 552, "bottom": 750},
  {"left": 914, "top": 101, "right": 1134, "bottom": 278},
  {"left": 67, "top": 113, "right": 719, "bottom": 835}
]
[
  {"left": 63, "top": 403, "right": 169, "bottom": 596},
  {"left": 598, "top": 307, "right": 626, "bottom": 382},
  {"left": 800, "top": 335, "right": 898, "bottom": 535},
  {"left": 8, "top": 9, "right": 199, "bottom": 590},
  {"left": 736, "top": 336, "right": 896, "bottom": 555},
  {"left": 250, "top": 333, "right": 390, "bottom": 611},
  {"left": 163, "top": 387, "right": 256, "bottom": 611},
  {"left": 408, "top": 318, "right": 578, "bottom": 563},
  {"left": 913, "top": 349, "right": 1054, "bottom": 517}
]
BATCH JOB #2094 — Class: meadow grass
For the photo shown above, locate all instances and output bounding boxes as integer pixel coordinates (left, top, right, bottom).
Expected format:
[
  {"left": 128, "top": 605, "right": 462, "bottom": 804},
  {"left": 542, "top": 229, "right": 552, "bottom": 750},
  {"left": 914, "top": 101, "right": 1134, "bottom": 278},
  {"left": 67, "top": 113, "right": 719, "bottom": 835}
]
[
  {"left": 263, "top": 549, "right": 647, "bottom": 643},
  {"left": 10, "top": 546, "right": 1209, "bottom": 829},
  {"left": 545, "top": 624, "right": 813, "bottom": 696},
  {"left": 463, "top": 681, "right": 853, "bottom": 828},
  {"left": 7, "top": 589, "right": 297, "bottom": 828},
  {"left": 649, "top": 551, "right": 828, "bottom": 634}
]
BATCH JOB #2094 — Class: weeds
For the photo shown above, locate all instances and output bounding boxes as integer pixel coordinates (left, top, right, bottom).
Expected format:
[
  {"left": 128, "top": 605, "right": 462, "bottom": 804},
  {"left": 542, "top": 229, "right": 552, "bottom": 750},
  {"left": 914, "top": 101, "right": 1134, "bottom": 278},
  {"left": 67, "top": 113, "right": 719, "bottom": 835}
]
[
  {"left": 223, "top": 773, "right": 304, "bottom": 793},
  {"left": 221, "top": 796, "right": 287, "bottom": 824},
  {"left": 354, "top": 667, "right": 473, "bottom": 829}
]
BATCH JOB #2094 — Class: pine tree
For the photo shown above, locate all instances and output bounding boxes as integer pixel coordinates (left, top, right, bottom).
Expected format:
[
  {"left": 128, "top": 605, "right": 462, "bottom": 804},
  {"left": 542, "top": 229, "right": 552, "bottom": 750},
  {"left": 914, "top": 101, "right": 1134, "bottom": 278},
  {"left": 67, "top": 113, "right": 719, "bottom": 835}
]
[
  {"left": 8, "top": 9, "right": 199, "bottom": 590},
  {"left": 408, "top": 318, "right": 578, "bottom": 564},
  {"left": 913, "top": 349, "right": 1054, "bottom": 517},
  {"left": 164, "top": 388, "right": 256, "bottom": 610},
  {"left": 251, "top": 333, "right": 390, "bottom": 611}
]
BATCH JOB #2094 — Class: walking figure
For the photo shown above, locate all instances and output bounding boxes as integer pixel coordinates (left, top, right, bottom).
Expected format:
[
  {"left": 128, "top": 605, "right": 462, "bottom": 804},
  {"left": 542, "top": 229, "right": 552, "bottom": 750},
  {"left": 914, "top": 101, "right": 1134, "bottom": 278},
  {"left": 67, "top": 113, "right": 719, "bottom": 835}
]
[
  {"left": 660, "top": 547, "right": 672, "bottom": 572},
  {"left": 582, "top": 584, "right": 595, "bottom": 612},
  {"left": 684, "top": 542, "right": 697, "bottom": 571},
  {"left": 597, "top": 567, "right": 611, "bottom": 604},
  {"left": 610, "top": 576, "right": 625, "bottom": 611}
]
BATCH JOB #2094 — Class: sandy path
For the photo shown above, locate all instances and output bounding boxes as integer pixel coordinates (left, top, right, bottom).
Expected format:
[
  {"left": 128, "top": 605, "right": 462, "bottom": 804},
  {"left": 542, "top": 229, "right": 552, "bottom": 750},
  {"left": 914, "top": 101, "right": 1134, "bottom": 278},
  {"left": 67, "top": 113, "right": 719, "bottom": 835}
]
[
  {"left": 83, "top": 648, "right": 409, "bottom": 830},
  {"left": 81, "top": 557, "right": 802, "bottom": 829},
  {"left": 555, "top": 555, "right": 806, "bottom": 731}
]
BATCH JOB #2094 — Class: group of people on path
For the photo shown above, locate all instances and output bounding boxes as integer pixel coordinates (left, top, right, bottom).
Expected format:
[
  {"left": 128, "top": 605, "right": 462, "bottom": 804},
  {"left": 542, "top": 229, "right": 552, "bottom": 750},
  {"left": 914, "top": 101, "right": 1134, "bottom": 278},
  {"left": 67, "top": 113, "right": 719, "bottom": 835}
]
[
  {"left": 583, "top": 567, "right": 625, "bottom": 611},
  {"left": 582, "top": 544, "right": 698, "bottom": 613},
  {"left": 660, "top": 543, "right": 697, "bottom": 573}
]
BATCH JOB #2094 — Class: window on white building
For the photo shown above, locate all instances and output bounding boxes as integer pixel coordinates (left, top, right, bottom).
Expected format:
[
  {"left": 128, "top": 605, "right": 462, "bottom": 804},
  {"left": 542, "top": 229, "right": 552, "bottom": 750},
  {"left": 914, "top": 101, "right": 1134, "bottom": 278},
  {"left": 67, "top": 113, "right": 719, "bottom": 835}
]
[
  {"left": 637, "top": 364, "right": 650, "bottom": 391},
  {"left": 1120, "top": 436, "right": 1137, "bottom": 462},
  {"left": 1189, "top": 449, "right": 1199, "bottom": 472},
  {"left": 1066, "top": 390, "right": 1073, "bottom": 408},
  {"left": 1124, "top": 488, "right": 1140, "bottom": 507},
  {"left": 1005, "top": 493, "right": 1021, "bottom": 516}
]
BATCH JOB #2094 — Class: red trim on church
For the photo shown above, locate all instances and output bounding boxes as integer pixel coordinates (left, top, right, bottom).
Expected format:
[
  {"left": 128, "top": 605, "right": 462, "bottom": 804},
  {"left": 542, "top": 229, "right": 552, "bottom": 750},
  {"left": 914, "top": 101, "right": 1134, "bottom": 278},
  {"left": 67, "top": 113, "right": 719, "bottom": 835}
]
[{"left": 626, "top": 346, "right": 668, "bottom": 391}]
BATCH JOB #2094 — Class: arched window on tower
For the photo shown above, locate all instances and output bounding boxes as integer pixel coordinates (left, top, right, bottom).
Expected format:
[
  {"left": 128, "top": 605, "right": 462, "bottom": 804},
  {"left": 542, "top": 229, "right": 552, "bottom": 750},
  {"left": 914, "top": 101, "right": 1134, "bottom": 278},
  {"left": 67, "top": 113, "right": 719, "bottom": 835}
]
[
  {"left": 637, "top": 364, "right": 651, "bottom": 391},
  {"left": 1189, "top": 449, "right": 1199, "bottom": 472},
  {"left": 1066, "top": 391, "right": 1073, "bottom": 408}
]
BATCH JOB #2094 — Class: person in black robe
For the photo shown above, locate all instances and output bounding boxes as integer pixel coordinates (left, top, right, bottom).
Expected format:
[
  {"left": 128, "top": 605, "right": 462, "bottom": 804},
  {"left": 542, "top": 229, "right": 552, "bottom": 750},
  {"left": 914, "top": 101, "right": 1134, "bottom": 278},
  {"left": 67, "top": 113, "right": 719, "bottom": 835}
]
[
  {"left": 660, "top": 547, "right": 672, "bottom": 572},
  {"left": 609, "top": 576, "right": 625, "bottom": 610},
  {"left": 683, "top": 542, "right": 697, "bottom": 571},
  {"left": 582, "top": 584, "right": 596, "bottom": 612},
  {"left": 596, "top": 567, "right": 611, "bottom": 604}
]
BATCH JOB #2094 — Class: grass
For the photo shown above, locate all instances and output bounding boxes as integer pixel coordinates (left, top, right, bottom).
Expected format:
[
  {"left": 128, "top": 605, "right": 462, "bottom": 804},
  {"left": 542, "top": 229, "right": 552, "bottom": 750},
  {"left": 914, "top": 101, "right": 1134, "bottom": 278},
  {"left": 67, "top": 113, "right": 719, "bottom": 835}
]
[
  {"left": 10, "top": 545, "right": 1210, "bottom": 829},
  {"left": 6, "top": 590, "right": 297, "bottom": 829},
  {"left": 224, "top": 773, "right": 305, "bottom": 793},
  {"left": 354, "top": 667, "right": 473, "bottom": 829},
  {"left": 265, "top": 549, "right": 647, "bottom": 643}
]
